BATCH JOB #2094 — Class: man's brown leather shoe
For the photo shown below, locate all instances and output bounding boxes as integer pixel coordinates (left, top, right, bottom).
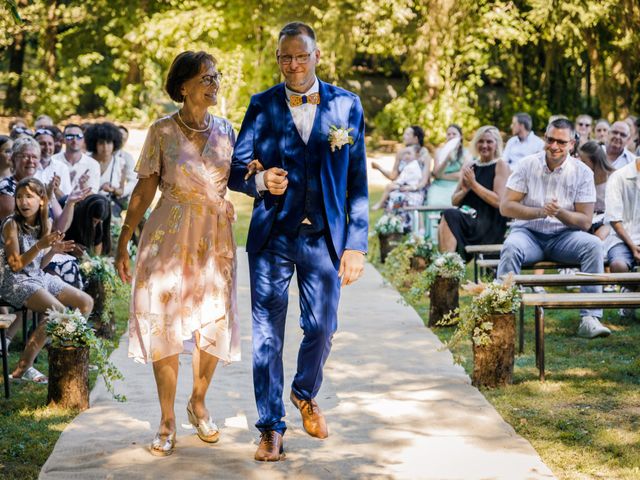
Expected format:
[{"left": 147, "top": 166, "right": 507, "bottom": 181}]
[
  {"left": 290, "top": 391, "right": 329, "bottom": 439},
  {"left": 254, "top": 430, "right": 285, "bottom": 462}
]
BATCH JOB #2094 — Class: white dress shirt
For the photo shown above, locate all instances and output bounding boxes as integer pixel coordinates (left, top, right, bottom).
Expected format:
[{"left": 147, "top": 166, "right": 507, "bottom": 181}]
[
  {"left": 34, "top": 157, "right": 72, "bottom": 195},
  {"left": 610, "top": 148, "right": 635, "bottom": 170},
  {"left": 604, "top": 160, "right": 640, "bottom": 252},
  {"left": 256, "top": 77, "right": 320, "bottom": 192},
  {"left": 51, "top": 151, "right": 101, "bottom": 194},
  {"left": 506, "top": 151, "right": 596, "bottom": 233},
  {"left": 503, "top": 131, "right": 545, "bottom": 168},
  {"left": 116, "top": 149, "right": 137, "bottom": 197}
]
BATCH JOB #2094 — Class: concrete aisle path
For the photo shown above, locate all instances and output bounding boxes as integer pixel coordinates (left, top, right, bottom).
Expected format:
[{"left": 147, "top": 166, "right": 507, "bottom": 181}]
[{"left": 40, "top": 252, "right": 555, "bottom": 480}]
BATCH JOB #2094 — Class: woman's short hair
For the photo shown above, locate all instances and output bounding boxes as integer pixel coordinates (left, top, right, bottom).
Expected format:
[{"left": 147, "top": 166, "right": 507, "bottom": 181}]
[
  {"left": 84, "top": 122, "right": 123, "bottom": 152},
  {"left": 470, "top": 125, "right": 503, "bottom": 159},
  {"left": 11, "top": 136, "right": 41, "bottom": 160},
  {"left": 165, "top": 51, "right": 216, "bottom": 103},
  {"left": 409, "top": 125, "right": 425, "bottom": 147}
]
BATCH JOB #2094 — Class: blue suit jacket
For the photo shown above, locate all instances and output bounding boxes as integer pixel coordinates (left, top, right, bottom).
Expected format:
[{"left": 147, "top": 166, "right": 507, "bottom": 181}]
[{"left": 228, "top": 80, "right": 369, "bottom": 256}]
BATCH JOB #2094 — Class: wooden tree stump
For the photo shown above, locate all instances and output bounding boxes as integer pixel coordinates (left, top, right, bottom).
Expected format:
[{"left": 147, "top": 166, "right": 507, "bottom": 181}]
[
  {"left": 379, "top": 233, "right": 403, "bottom": 263},
  {"left": 84, "top": 277, "right": 115, "bottom": 339},
  {"left": 47, "top": 345, "right": 90, "bottom": 410},
  {"left": 428, "top": 276, "right": 459, "bottom": 327},
  {"left": 472, "top": 313, "right": 516, "bottom": 388}
]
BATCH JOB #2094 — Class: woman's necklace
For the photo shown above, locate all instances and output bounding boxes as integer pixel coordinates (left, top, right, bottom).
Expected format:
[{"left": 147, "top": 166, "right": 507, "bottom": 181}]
[{"left": 177, "top": 109, "right": 211, "bottom": 133}]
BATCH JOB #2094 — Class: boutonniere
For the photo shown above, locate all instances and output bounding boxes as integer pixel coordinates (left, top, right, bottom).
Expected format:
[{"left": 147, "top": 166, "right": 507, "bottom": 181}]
[{"left": 328, "top": 125, "right": 354, "bottom": 152}]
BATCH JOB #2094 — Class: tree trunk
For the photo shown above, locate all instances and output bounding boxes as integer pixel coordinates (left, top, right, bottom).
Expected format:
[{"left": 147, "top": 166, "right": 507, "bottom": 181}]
[
  {"left": 472, "top": 313, "right": 516, "bottom": 388},
  {"left": 47, "top": 345, "right": 90, "bottom": 410},
  {"left": 428, "top": 276, "right": 459, "bottom": 327},
  {"left": 410, "top": 255, "right": 429, "bottom": 272},
  {"left": 378, "top": 233, "right": 403, "bottom": 263},
  {"left": 4, "top": 29, "right": 26, "bottom": 112},
  {"left": 85, "top": 278, "right": 115, "bottom": 339},
  {"left": 42, "top": 0, "right": 59, "bottom": 77}
]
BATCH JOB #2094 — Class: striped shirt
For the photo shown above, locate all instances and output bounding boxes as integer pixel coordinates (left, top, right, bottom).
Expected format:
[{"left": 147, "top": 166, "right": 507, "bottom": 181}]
[
  {"left": 506, "top": 151, "right": 596, "bottom": 233},
  {"left": 604, "top": 160, "right": 640, "bottom": 251}
]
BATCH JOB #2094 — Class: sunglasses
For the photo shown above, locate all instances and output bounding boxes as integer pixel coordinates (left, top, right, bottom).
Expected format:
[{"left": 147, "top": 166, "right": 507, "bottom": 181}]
[
  {"left": 577, "top": 122, "right": 591, "bottom": 127},
  {"left": 35, "top": 128, "right": 54, "bottom": 137},
  {"left": 64, "top": 133, "right": 84, "bottom": 140},
  {"left": 11, "top": 127, "right": 34, "bottom": 136},
  {"left": 545, "top": 136, "right": 571, "bottom": 146}
]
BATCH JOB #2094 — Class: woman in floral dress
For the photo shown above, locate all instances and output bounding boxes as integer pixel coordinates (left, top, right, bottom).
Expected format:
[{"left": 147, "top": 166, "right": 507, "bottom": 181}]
[{"left": 115, "top": 51, "right": 240, "bottom": 456}]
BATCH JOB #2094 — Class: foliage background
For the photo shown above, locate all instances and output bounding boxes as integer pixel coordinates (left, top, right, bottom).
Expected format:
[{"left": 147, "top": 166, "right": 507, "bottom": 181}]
[{"left": 1, "top": 0, "right": 639, "bottom": 143}]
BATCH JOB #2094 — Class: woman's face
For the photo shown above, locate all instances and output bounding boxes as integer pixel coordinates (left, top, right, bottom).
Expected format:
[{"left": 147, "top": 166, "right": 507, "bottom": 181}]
[
  {"left": 0, "top": 140, "right": 13, "bottom": 166},
  {"left": 403, "top": 128, "right": 417, "bottom": 146},
  {"left": 13, "top": 147, "right": 39, "bottom": 180},
  {"left": 181, "top": 62, "right": 221, "bottom": 108},
  {"left": 594, "top": 122, "right": 609, "bottom": 143},
  {"left": 15, "top": 186, "right": 43, "bottom": 219},
  {"left": 578, "top": 152, "right": 595, "bottom": 171},
  {"left": 446, "top": 127, "right": 461, "bottom": 142},
  {"left": 96, "top": 139, "right": 114, "bottom": 159},
  {"left": 476, "top": 132, "right": 497, "bottom": 161}
]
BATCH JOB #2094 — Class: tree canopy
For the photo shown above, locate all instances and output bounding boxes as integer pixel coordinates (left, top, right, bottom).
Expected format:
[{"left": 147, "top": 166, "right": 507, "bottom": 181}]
[{"left": 1, "top": 0, "right": 639, "bottom": 142}]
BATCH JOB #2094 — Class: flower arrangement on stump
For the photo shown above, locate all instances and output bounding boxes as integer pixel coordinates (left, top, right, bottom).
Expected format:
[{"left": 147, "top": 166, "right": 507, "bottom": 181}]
[
  {"left": 382, "top": 236, "right": 436, "bottom": 288},
  {"left": 438, "top": 275, "right": 521, "bottom": 387},
  {"left": 46, "top": 307, "right": 125, "bottom": 409},
  {"left": 374, "top": 213, "right": 404, "bottom": 263}
]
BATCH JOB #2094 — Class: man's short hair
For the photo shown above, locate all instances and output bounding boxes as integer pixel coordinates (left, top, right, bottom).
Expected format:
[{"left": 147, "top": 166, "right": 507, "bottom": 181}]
[
  {"left": 514, "top": 113, "right": 533, "bottom": 132},
  {"left": 546, "top": 118, "right": 575, "bottom": 138},
  {"left": 278, "top": 22, "right": 316, "bottom": 44},
  {"left": 63, "top": 123, "right": 83, "bottom": 133}
]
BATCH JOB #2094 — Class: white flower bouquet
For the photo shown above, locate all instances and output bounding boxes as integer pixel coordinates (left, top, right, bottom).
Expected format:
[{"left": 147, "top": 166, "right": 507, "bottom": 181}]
[{"left": 374, "top": 213, "right": 404, "bottom": 235}]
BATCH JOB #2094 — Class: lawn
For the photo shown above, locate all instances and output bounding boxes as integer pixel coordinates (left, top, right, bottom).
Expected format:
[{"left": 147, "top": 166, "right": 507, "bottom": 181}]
[{"left": 369, "top": 187, "right": 640, "bottom": 480}]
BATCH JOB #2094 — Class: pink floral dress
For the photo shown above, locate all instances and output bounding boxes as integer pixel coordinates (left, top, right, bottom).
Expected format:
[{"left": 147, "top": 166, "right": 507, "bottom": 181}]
[{"left": 128, "top": 115, "right": 240, "bottom": 364}]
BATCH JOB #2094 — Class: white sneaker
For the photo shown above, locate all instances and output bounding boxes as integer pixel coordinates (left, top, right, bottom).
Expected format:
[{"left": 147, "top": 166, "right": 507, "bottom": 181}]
[
  {"left": 532, "top": 286, "right": 546, "bottom": 294},
  {"left": 577, "top": 316, "right": 611, "bottom": 339},
  {"left": 0, "top": 337, "right": 10, "bottom": 355}
]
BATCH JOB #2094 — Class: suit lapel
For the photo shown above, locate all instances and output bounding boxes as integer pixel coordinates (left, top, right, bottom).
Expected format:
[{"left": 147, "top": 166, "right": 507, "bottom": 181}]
[{"left": 307, "top": 80, "right": 333, "bottom": 153}]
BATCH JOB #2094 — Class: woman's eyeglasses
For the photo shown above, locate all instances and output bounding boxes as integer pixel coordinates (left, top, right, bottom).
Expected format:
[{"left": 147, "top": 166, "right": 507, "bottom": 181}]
[{"left": 200, "top": 72, "right": 223, "bottom": 86}]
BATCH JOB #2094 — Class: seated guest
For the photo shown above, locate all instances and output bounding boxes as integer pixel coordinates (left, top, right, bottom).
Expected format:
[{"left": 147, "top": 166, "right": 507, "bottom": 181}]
[
  {"left": 0, "top": 178, "right": 92, "bottom": 384},
  {"left": 8, "top": 117, "right": 28, "bottom": 132},
  {"left": 48, "top": 125, "right": 64, "bottom": 154},
  {"left": 594, "top": 119, "right": 610, "bottom": 145},
  {"left": 373, "top": 145, "right": 424, "bottom": 213},
  {"left": 34, "top": 114, "right": 54, "bottom": 130},
  {"left": 438, "top": 125, "right": 509, "bottom": 258},
  {"left": 578, "top": 141, "right": 615, "bottom": 240},
  {"left": 605, "top": 121, "right": 634, "bottom": 170},
  {"left": 498, "top": 118, "right": 610, "bottom": 339},
  {"left": 64, "top": 194, "right": 112, "bottom": 256},
  {"left": 502, "top": 113, "right": 545, "bottom": 168},
  {"left": 372, "top": 125, "right": 430, "bottom": 181},
  {"left": 84, "top": 122, "right": 126, "bottom": 201},
  {"left": 426, "top": 124, "right": 470, "bottom": 207},
  {"left": 0, "top": 136, "right": 12, "bottom": 178},
  {"left": 34, "top": 128, "right": 72, "bottom": 200},
  {"left": 575, "top": 114, "right": 593, "bottom": 147},
  {"left": 604, "top": 156, "right": 640, "bottom": 277},
  {"left": 50, "top": 124, "right": 101, "bottom": 193},
  {"left": 116, "top": 125, "right": 137, "bottom": 201},
  {"left": 624, "top": 115, "right": 638, "bottom": 153}
]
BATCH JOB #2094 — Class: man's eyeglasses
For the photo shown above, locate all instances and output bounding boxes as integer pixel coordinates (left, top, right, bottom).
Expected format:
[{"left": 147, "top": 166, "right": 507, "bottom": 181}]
[
  {"left": 610, "top": 130, "right": 629, "bottom": 138},
  {"left": 11, "top": 127, "right": 34, "bottom": 137},
  {"left": 64, "top": 133, "right": 84, "bottom": 140},
  {"left": 15, "top": 153, "right": 39, "bottom": 161},
  {"left": 200, "top": 72, "right": 223, "bottom": 86},
  {"left": 277, "top": 52, "right": 314, "bottom": 65},
  {"left": 577, "top": 122, "right": 591, "bottom": 127},
  {"left": 545, "top": 136, "right": 571, "bottom": 146}
]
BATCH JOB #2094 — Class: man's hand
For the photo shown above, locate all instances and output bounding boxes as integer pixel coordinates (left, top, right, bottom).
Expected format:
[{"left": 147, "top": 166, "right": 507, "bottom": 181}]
[
  {"left": 338, "top": 250, "right": 365, "bottom": 287},
  {"left": 632, "top": 245, "right": 640, "bottom": 263},
  {"left": 78, "top": 169, "right": 90, "bottom": 189},
  {"left": 67, "top": 186, "right": 91, "bottom": 205},
  {"left": 264, "top": 167, "right": 288, "bottom": 195},
  {"left": 542, "top": 199, "right": 561, "bottom": 217}
]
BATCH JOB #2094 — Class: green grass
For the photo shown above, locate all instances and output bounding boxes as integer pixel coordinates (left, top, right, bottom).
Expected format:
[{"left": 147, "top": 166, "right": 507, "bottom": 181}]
[
  {"left": 0, "top": 296, "right": 129, "bottom": 480},
  {"left": 370, "top": 187, "right": 640, "bottom": 480}
]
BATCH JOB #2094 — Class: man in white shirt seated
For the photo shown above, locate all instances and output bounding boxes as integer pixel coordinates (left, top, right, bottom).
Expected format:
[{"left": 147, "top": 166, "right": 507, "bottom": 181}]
[
  {"left": 502, "top": 112, "right": 545, "bottom": 168},
  {"left": 34, "top": 128, "right": 72, "bottom": 200},
  {"left": 605, "top": 121, "right": 635, "bottom": 170},
  {"left": 498, "top": 118, "right": 610, "bottom": 339},
  {"left": 50, "top": 124, "right": 101, "bottom": 194},
  {"left": 115, "top": 125, "right": 136, "bottom": 200},
  {"left": 604, "top": 156, "right": 640, "bottom": 317}
]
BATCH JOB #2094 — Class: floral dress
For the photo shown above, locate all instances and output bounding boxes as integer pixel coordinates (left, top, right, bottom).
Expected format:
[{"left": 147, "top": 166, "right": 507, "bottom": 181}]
[
  {"left": 128, "top": 115, "right": 240, "bottom": 364},
  {"left": 0, "top": 220, "right": 67, "bottom": 307}
]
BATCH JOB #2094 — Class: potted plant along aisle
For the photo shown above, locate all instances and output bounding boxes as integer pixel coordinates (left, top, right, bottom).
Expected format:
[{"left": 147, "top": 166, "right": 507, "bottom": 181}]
[
  {"left": 374, "top": 213, "right": 404, "bottom": 263},
  {"left": 408, "top": 252, "right": 466, "bottom": 327},
  {"left": 439, "top": 275, "right": 521, "bottom": 387},
  {"left": 46, "top": 307, "right": 125, "bottom": 410}
]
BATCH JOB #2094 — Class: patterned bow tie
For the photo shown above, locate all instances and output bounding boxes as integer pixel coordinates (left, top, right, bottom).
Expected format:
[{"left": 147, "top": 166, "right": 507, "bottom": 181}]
[{"left": 289, "top": 92, "right": 320, "bottom": 107}]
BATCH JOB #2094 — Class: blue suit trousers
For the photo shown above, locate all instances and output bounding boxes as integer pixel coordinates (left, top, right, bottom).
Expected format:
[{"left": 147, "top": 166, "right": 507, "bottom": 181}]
[{"left": 248, "top": 228, "right": 341, "bottom": 435}]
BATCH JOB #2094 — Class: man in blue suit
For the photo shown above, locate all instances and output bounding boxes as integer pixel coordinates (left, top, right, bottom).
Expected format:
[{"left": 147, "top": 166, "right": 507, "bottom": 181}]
[{"left": 228, "top": 21, "right": 369, "bottom": 461}]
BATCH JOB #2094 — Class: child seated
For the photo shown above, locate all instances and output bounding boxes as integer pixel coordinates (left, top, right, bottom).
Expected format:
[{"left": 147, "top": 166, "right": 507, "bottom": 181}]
[{"left": 373, "top": 145, "right": 424, "bottom": 211}]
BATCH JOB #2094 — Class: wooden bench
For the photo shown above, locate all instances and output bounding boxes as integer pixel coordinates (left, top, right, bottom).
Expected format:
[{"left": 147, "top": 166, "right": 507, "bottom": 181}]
[
  {"left": 0, "top": 313, "right": 17, "bottom": 399},
  {"left": 511, "top": 272, "right": 640, "bottom": 354},
  {"left": 398, "top": 205, "right": 452, "bottom": 239},
  {"left": 521, "top": 291, "right": 640, "bottom": 381},
  {"left": 465, "top": 244, "right": 503, "bottom": 282}
]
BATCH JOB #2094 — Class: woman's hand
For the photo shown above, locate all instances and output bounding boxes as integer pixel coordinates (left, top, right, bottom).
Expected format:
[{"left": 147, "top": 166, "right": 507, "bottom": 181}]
[
  {"left": 245, "top": 159, "right": 265, "bottom": 180},
  {"left": 50, "top": 239, "right": 75, "bottom": 254},
  {"left": 115, "top": 245, "right": 132, "bottom": 283},
  {"left": 67, "top": 186, "right": 91, "bottom": 205},
  {"left": 36, "top": 231, "right": 64, "bottom": 250},
  {"left": 461, "top": 165, "right": 476, "bottom": 188}
]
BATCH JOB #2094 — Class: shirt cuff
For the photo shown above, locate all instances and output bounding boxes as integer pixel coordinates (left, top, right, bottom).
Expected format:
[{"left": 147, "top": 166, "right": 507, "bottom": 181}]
[{"left": 255, "top": 171, "right": 267, "bottom": 192}]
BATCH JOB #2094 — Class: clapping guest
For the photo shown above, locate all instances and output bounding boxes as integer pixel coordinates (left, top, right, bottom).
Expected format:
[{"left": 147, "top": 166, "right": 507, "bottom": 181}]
[
  {"left": 50, "top": 124, "right": 101, "bottom": 194},
  {"left": 578, "top": 141, "right": 615, "bottom": 240},
  {"left": 84, "top": 122, "right": 125, "bottom": 201},
  {"left": 426, "top": 124, "right": 470, "bottom": 207},
  {"left": 34, "top": 114, "right": 54, "bottom": 130},
  {"left": 0, "top": 136, "right": 12, "bottom": 179},
  {"left": 0, "top": 178, "right": 92, "bottom": 384},
  {"left": 438, "top": 126, "right": 509, "bottom": 257},
  {"left": 605, "top": 121, "right": 635, "bottom": 169},
  {"left": 594, "top": 119, "right": 610, "bottom": 145},
  {"left": 34, "top": 128, "right": 72, "bottom": 200}
]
